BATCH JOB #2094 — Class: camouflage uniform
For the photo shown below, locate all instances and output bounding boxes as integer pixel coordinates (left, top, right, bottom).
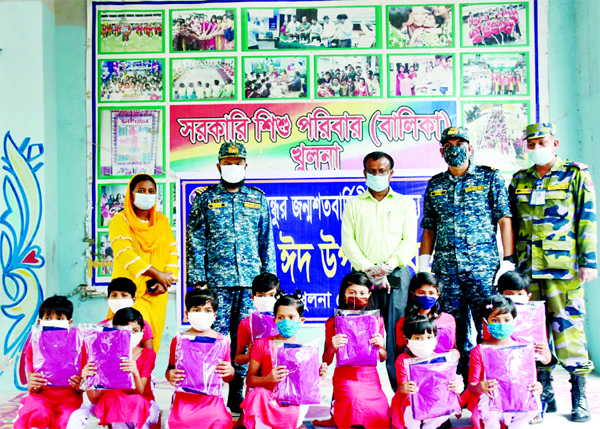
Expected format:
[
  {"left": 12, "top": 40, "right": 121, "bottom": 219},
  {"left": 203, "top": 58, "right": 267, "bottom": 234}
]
[
  {"left": 509, "top": 156, "right": 597, "bottom": 375},
  {"left": 421, "top": 161, "right": 511, "bottom": 374}
]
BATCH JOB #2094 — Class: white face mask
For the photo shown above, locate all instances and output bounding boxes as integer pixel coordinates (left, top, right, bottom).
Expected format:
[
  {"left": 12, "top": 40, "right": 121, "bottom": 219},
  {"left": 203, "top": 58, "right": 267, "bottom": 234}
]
[
  {"left": 188, "top": 312, "right": 215, "bottom": 332},
  {"left": 253, "top": 296, "right": 277, "bottom": 313},
  {"left": 131, "top": 332, "right": 144, "bottom": 349},
  {"left": 507, "top": 295, "right": 529, "bottom": 305},
  {"left": 220, "top": 164, "right": 246, "bottom": 184},
  {"left": 108, "top": 298, "right": 134, "bottom": 314},
  {"left": 528, "top": 147, "right": 554, "bottom": 166},
  {"left": 133, "top": 193, "right": 157, "bottom": 211},
  {"left": 408, "top": 338, "right": 437, "bottom": 358},
  {"left": 39, "top": 319, "right": 70, "bottom": 329}
]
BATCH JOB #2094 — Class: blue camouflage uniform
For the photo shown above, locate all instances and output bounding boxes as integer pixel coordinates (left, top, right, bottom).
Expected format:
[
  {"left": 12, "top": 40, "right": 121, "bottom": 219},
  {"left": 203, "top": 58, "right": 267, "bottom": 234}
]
[{"left": 421, "top": 161, "right": 512, "bottom": 372}]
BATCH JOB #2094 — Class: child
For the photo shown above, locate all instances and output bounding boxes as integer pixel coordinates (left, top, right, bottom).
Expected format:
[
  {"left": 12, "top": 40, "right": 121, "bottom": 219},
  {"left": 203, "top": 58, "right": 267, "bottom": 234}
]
[
  {"left": 100, "top": 277, "right": 154, "bottom": 349},
  {"left": 465, "top": 295, "right": 542, "bottom": 429},
  {"left": 320, "top": 272, "right": 389, "bottom": 429},
  {"left": 166, "top": 288, "right": 235, "bottom": 428},
  {"left": 392, "top": 316, "right": 463, "bottom": 429},
  {"left": 241, "top": 291, "right": 328, "bottom": 429},
  {"left": 84, "top": 308, "right": 160, "bottom": 429},
  {"left": 15, "top": 296, "right": 89, "bottom": 429}
]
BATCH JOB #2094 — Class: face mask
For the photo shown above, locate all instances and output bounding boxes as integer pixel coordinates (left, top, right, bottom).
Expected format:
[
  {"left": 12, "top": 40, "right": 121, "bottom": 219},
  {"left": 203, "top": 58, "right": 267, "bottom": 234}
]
[
  {"left": 528, "top": 147, "right": 554, "bottom": 166},
  {"left": 133, "top": 193, "right": 156, "bottom": 211},
  {"left": 365, "top": 173, "right": 390, "bottom": 193},
  {"left": 488, "top": 322, "right": 514, "bottom": 340},
  {"left": 414, "top": 295, "right": 437, "bottom": 310},
  {"left": 108, "top": 298, "right": 134, "bottom": 314},
  {"left": 506, "top": 295, "right": 529, "bottom": 305},
  {"left": 39, "top": 320, "right": 70, "bottom": 329},
  {"left": 188, "top": 312, "right": 215, "bottom": 332},
  {"left": 346, "top": 295, "right": 369, "bottom": 310},
  {"left": 443, "top": 145, "right": 468, "bottom": 167},
  {"left": 277, "top": 319, "right": 301, "bottom": 338},
  {"left": 220, "top": 164, "right": 246, "bottom": 184},
  {"left": 254, "top": 296, "right": 277, "bottom": 313},
  {"left": 131, "top": 332, "right": 144, "bottom": 349},
  {"left": 408, "top": 339, "right": 437, "bottom": 358}
]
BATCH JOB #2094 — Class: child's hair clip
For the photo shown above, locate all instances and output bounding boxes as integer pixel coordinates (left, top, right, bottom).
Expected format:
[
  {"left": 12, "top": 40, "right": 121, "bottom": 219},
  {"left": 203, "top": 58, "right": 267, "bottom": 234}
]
[
  {"left": 292, "top": 289, "right": 304, "bottom": 300},
  {"left": 274, "top": 290, "right": 286, "bottom": 300},
  {"left": 486, "top": 304, "right": 493, "bottom": 309}
]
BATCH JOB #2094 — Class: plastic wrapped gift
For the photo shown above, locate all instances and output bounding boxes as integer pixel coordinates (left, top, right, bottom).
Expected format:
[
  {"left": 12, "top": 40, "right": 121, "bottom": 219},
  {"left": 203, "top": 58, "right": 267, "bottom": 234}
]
[
  {"left": 31, "top": 326, "right": 82, "bottom": 387},
  {"left": 512, "top": 302, "right": 547, "bottom": 359},
  {"left": 275, "top": 342, "right": 321, "bottom": 406},
  {"left": 334, "top": 309, "right": 379, "bottom": 366},
  {"left": 407, "top": 353, "right": 461, "bottom": 420},
  {"left": 434, "top": 321, "right": 455, "bottom": 353},
  {"left": 175, "top": 334, "right": 227, "bottom": 396},
  {"left": 250, "top": 311, "right": 279, "bottom": 342},
  {"left": 80, "top": 325, "right": 134, "bottom": 390},
  {"left": 482, "top": 344, "right": 538, "bottom": 413}
]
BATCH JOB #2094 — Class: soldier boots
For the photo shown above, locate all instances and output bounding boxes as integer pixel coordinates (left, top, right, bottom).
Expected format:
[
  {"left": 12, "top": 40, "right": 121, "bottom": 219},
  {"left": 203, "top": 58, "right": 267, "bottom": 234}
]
[
  {"left": 569, "top": 374, "right": 591, "bottom": 422},
  {"left": 537, "top": 371, "right": 557, "bottom": 413}
]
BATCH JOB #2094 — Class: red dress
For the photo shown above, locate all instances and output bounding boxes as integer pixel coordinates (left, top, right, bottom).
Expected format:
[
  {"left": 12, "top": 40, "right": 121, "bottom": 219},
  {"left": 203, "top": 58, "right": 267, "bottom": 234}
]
[
  {"left": 167, "top": 333, "right": 233, "bottom": 429},
  {"left": 93, "top": 348, "right": 156, "bottom": 429},
  {"left": 461, "top": 344, "right": 485, "bottom": 429},
  {"left": 390, "top": 353, "right": 411, "bottom": 428}
]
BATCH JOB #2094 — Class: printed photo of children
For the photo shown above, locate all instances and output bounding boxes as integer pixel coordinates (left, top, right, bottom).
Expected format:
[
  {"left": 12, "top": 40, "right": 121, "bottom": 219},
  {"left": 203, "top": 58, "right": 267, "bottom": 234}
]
[
  {"left": 244, "top": 7, "right": 377, "bottom": 50},
  {"left": 171, "top": 10, "right": 235, "bottom": 52},
  {"left": 100, "top": 60, "right": 163, "bottom": 102},
  {"left": 316, "top": 56, "right": 381, "bottom": 98},
  {"left": 462, "top": 53, "right": 528, "bottom": 96},
  {"left": 244, "top": 57, "right": 308, "bottom": 99},
  {"left": 389, "top": 54, "right": 453, "bottom": 97},
  {"left": 100, "top": 12, "right": 163, "bottom": 53},
  {"left": 97, "top": 233, "right": 113, "bottom": 277},
  {"left": 462, "top": 3, "right": 526, "bottom": 47},
  {"left": 388, "top": 5, "right": 453, "bottom": 48},
  {"left": 172, "top": 59, "right": 235, "bottom": 101},
  {"left": 99, "top": 184, "right": 164, "bottom": 227}
]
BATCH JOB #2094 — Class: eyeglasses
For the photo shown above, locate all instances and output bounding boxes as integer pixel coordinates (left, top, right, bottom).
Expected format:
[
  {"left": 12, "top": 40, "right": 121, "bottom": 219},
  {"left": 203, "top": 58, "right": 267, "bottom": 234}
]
[{"left": 366, "top": 169, "right": 390, "bottom": 176}]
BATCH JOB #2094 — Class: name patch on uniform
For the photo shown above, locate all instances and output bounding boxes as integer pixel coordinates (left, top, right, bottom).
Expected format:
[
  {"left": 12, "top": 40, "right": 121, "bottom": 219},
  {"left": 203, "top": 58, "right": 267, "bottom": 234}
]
[
  {"left": 430, "top": 190, "right": 447, "bottom": 197},
  {"left": 244, "top": 202, "right": 261, "bottom": 209},
  {"left": 208, "top": 202, "right": 226, "bottom": 209},
  {"left": 548, "top": 183, "right": 569, "bottom": 191},
  {"left": 465, "top": 185, "right": 485, "bottom": 193},
  {"left": 515, "top": 188, "right": 533, "bottom": 194}
]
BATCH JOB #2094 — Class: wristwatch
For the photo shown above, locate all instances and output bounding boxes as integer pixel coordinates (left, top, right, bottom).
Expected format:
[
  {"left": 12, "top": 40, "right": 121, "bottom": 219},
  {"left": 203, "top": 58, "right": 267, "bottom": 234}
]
[{"left": 503, "top": 255, "right": 516, "bottom": 264}]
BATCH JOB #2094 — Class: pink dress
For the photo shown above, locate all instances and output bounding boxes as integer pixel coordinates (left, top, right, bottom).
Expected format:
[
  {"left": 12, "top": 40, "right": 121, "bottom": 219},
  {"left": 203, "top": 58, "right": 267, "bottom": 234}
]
[
  {"left": 326, "top": 317, "right": 390, "bottom": 429},
  {"left": 99, "top": 318, "right": 154, "bottom": 345},
  {"left": 396, "top": 74, "right": 412, "bottom": 96},
  {"left": 93, "top": 348, "right": 156, "bottom": 429},
  {"left": 14, "top": 343, "right": 84, "bottom": 429},
  {"left": 395, "top": 312, "right": 456, "bottom": 353},
  {"left": 237, "top": 316, "right": 252, "bottom": 351},
  {"left": 390, "top": 353, "right": 411, "bottom": 428},
  {"left": 206, "top": 22, "right": 217, "bottom": 50},
  {"left": 241, "top": 337, "right": 301, "bottom": 429},
  {"left": 168, "top": 333, "right": 233, "bottom": 428}
]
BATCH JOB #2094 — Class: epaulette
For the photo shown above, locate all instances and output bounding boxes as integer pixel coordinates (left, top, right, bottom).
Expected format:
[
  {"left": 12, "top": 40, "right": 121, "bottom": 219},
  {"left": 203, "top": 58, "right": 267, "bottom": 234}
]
[
  {"left": 431, "top": 172, "right": 445, "bottom": 180},
  {"left": 247, "top": 185, "right": 265, "bottom": 195},
  {"left": 566, "top": 161, "right": 589, "bottom": 171},
  {"left": 478, "top": 165, "right": 498, "bottom": 171},
  {"left": 195, "top": 184, "right": 216, "bottom": 195}
]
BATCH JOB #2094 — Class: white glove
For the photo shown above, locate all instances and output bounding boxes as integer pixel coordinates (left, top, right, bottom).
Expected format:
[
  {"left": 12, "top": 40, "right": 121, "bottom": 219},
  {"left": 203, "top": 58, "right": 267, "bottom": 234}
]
[
  {"left": 494, "top": 260, "right": 516, "bottom": 285},
  {"left": 418, "top": 254, "right": 432, "bottom": 273}
]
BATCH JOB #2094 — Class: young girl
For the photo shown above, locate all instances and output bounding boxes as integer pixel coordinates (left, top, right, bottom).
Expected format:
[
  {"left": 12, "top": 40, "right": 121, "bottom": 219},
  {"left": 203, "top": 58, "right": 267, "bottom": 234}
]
[
  {"left": 465, "top": 295, "right": 542, "bottom": 429},
  {"left": 84, "top": 307, "right": 160, "bottom": 429},
  {"left": 241, "top": 291, "right": 328, "bottom": 429},
  {"left": 392, "top": 316, "right": 463, "bottom": 429},
  {"left": 354, "top": 77, "right": 372, "bottom": 97},
  {"left": 166, "top": 288, "right": 235, "bottom": 428},
  {"left": 320, "top": 272, "right": 389, "bottom": 429}
]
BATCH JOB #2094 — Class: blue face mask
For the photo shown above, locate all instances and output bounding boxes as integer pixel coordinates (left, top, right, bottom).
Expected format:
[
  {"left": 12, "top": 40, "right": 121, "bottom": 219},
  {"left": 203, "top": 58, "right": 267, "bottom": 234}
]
[
  {"left": 365, "top": 173, "right": 390, "bottom": 192},
  {"left": 277, "top": 319, "right": 301, "bottom": 338},
  {"left": 488, "top": 322, "right": 514, "bottom": 340},
  {"left": 414, "top": 295, "right": 437, "bottom": 310}
]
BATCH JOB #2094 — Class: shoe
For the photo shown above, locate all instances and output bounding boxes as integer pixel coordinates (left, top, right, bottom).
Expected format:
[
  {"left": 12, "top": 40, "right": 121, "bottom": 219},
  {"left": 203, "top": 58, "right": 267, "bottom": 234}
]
[
  {"left": 537, "top": 371, "right": 557, "bottom": 413},
  {"left": 529, "top": 401, "right": 546, "bottom": 425},
  {"left": 439, "top": 419, "right": 452, "bottom": 428},
  {"left": 569, "top": 374, "right": 591, "bottom": 422}
]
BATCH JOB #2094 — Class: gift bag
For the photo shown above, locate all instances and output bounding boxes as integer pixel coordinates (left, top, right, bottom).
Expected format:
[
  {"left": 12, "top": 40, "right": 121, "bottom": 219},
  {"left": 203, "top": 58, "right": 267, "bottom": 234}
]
[
  {"left": 275, "top": 341, "right": 321, "bottom": 406},
  {"left": 250, "top": 311, "right": 279, "bottom": 342},
  {"left": 335, "top": 309, "right": 379, "bottom": 366},
  {"left": 482, "top": 344, "right": 538, "bottom": 413},
  {"left": 408, "top": 353, "right": 461, "bottom": 420},
  {"left": 80, "top": 325, "right": 134, "bottom": 390},
  {"left": 512, "top": 302, "right": 547, "bottom": 359},
  {"left": 175, "top": 334, "right": 228, "bottom": 396},
  {"left": 434, "top": 322, "right": 455, "bottom": 354},
  {"left": 31, "top": 326, "right": 82, "bottom": 387}
]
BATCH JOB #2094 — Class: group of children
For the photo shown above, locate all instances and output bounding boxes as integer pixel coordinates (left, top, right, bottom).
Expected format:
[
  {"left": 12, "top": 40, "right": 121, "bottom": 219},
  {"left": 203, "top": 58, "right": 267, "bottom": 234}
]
[
  {"left": 17, "top": 268, "right": 553, "bottom": 429},
  {"left": 173, "top": 79, "right": 235, "bottom": 100},
  {"left": 317, "top": 66, "right": 381, "bottom": 98},
  {"left": 100, "top": 21, "right": 162, "bottom": 45},
  {"left": 466, "top": 5, "right": 521, "bottom": 46}
]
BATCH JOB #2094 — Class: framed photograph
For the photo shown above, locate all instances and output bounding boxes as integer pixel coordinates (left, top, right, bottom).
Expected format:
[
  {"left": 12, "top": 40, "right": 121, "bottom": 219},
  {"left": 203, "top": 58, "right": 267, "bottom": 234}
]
[
  {"left": 387, "top": 5, "right": 454, "bottom": 48},
  {"left": 242, "top": 6, "right": 381, "bottom": 51},
  {"left": 462, "top": 101, "right": 530, "bottom": 171},
  {"left": 99, "top": 10, "right": 164, "bottom": 54},
  {"left": 97, "top": 182, "right": 166, "bottom": 228},
  {"left": 171, "top": 58, "right": 236, "bottom": 102},
  {"left": 99, "top": 59, "right": 164, "bottom": 103},
  {"left": 170, "top": 182, "right": 177, "bottom": 228},
  {"left": 98, "top": 107, "right": 165, "bottom": 179},
  {"left": 243, "top": 56, "right": 309, "bottom": 99},
  {"left": 96, "top": 232, "right": 113, "bottom": 278},
  {"left": 170, "top": 9, "right": 235, "bottom": 52},
  {"left": 460, "top": 2, "right": 528, "bottom": 47},
  {"left": 389, "top": 54, "right": 454, "bottom": 97},
  {"left": 461, "top": 52, "right": 529, "bottom": 97},
  {"left": 315, "top": 55, "right": 382, "bottom": 98}
]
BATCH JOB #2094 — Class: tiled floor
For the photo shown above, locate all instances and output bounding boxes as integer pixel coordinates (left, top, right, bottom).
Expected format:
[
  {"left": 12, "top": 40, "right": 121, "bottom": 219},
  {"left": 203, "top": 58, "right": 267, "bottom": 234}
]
[{"left": 1, "top": 367, "right": 597, "bottom": 428}]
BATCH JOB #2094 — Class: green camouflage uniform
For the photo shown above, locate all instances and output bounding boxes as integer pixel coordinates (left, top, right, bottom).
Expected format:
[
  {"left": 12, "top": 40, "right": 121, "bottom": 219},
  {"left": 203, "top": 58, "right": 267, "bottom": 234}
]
[{"left": 509, "top": 156, "right": 597, "bottom": 375}]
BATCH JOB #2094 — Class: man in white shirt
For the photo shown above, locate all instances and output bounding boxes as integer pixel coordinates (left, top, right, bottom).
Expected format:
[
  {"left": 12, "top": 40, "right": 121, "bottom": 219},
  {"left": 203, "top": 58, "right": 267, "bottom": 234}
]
[{"left": 333, "top": 13, "right": 354, "bottom": 48}]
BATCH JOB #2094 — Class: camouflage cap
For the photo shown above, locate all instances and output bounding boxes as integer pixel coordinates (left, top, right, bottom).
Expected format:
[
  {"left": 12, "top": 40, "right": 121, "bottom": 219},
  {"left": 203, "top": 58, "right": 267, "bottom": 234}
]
[
  {"left": 524, "top": 122, "right": 557, "bottom": 140},
  {"left": 218, "top": 142, "right": 247, "bottom": 159},
  {"left": 441, "top": 126, "right": 469, "bottom": 144}
]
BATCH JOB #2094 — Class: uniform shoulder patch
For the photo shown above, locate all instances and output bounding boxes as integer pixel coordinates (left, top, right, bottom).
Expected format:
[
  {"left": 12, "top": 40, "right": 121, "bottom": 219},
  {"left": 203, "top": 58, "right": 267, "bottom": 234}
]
[
  {"left": 247, "top": 185, "right": 265, "bottom": 195},
  {"left": 478, "top": 165, "right": 497, "bottom": 171},
  {"left": 195, "top": 184, "right": 216, "bottom": 195},
  {"left": 566, "top": 161, "right": 589, "bottom": 171},
  {"left": 431, "top": 172, "right": 444, "bottom": 180}
]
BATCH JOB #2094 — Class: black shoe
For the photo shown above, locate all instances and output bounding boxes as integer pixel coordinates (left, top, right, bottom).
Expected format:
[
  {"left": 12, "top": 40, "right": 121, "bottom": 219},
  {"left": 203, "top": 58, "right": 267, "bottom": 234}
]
[
  {"left": 569, "top": 374, "right": 591, "bottom": 422},
  {"left": 537, "top": 371, "right": 557, "bottom": 413}
]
